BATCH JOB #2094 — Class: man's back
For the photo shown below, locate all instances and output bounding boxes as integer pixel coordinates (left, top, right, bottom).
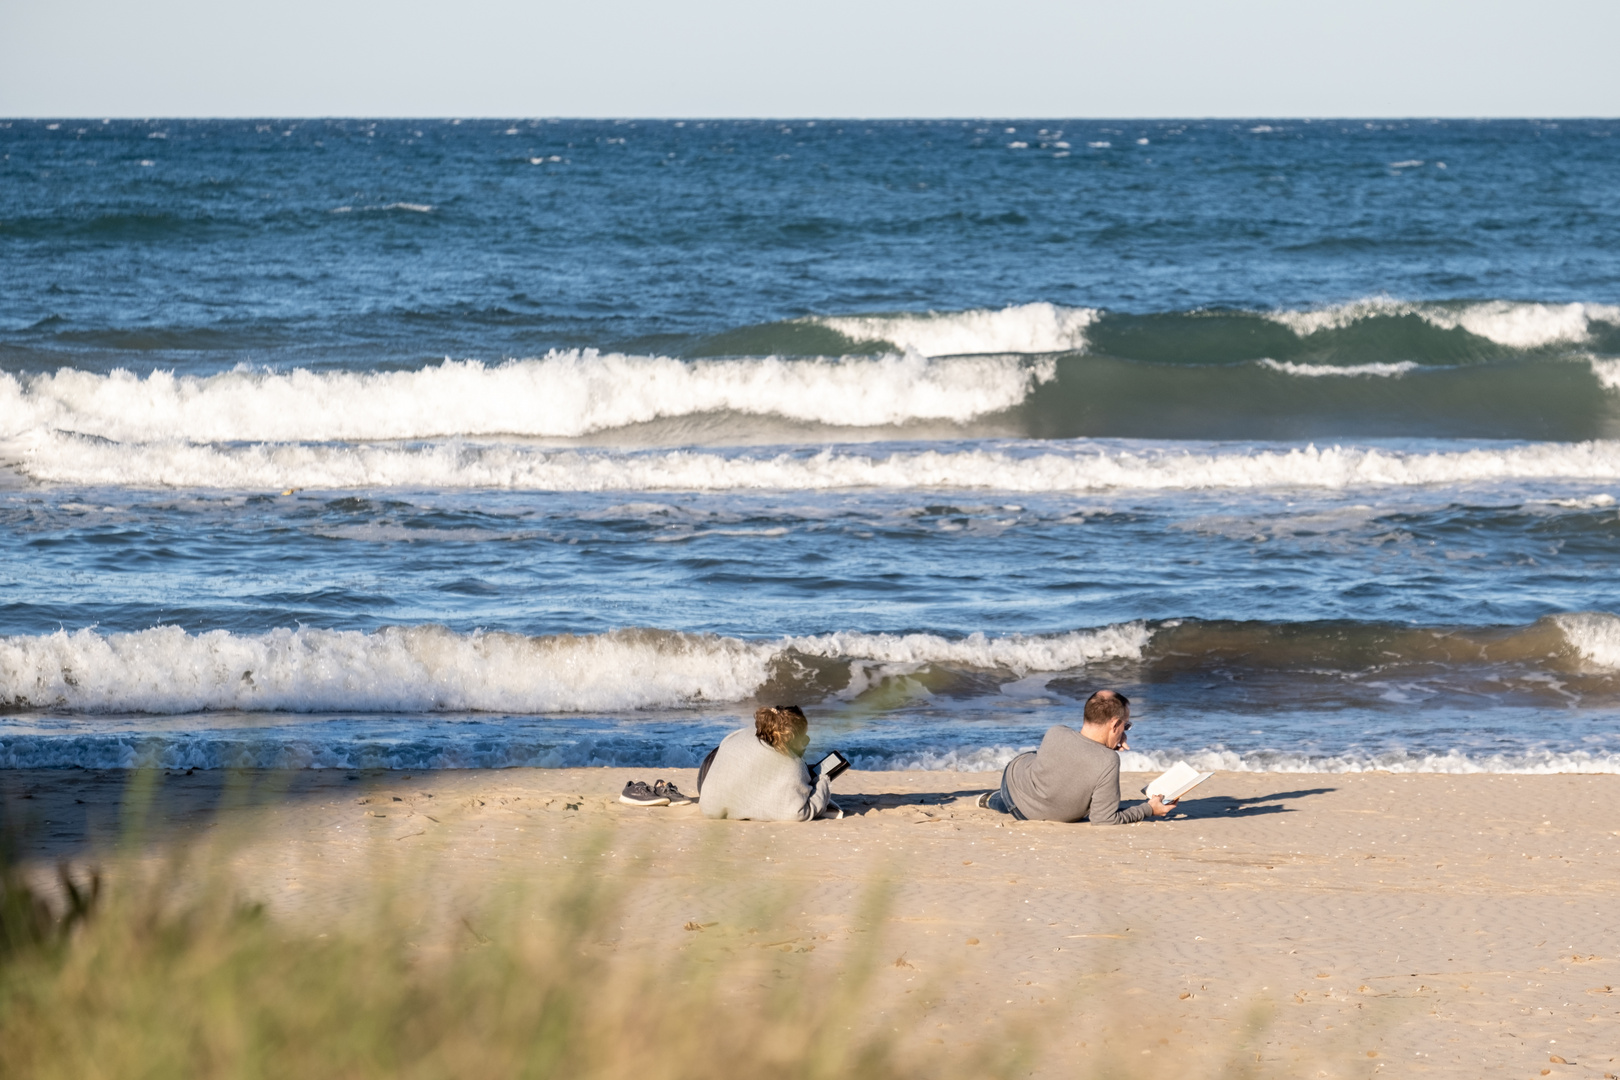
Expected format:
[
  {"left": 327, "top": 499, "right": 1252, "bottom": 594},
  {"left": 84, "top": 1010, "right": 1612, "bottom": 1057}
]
[{"left": 1003, "top": 724, "right": 1149, "bottom": 824}]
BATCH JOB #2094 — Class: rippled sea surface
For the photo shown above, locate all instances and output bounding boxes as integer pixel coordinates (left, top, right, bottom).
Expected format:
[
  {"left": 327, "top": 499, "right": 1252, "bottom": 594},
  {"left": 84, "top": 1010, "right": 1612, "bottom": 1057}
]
[{"left": 3, "top": 118, "right": 1619, "bottom": 773}]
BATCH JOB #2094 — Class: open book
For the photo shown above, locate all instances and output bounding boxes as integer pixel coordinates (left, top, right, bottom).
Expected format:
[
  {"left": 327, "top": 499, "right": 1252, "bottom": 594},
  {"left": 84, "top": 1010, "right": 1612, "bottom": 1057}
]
[{"left": 1141, "top": 761, "right": 1213, "bottom": 803}]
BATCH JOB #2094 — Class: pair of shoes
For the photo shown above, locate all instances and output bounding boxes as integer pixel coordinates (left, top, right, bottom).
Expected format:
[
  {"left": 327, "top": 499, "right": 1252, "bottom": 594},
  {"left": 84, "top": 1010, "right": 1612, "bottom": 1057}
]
[
  {"left": 975, "top": 791, "right": 993, "bottom": 809},
  {"left": 654, "top": 779, "right": 693, "bottom": 806},
  {"left": 819, "top": 800, "right": 844, "bottom": 820},
  {"left": 619, "top": 779, "right": 694, "bottom": 806}
]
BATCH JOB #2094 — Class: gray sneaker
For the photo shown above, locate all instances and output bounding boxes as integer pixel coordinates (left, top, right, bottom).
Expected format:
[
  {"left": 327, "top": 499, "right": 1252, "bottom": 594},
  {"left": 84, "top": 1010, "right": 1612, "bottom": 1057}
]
[
  {"left": 620, "top": 780, "right": 669, "bottom": 806},
  {"left": 652, "top": 780, "right": 693, "bottom": 806}
]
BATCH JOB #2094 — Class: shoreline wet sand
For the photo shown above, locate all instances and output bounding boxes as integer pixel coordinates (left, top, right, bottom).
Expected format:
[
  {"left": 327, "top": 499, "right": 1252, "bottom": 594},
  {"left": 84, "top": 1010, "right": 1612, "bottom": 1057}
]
[{"left": 5, "top": 767, "right": 1619, "bottom": 1077}]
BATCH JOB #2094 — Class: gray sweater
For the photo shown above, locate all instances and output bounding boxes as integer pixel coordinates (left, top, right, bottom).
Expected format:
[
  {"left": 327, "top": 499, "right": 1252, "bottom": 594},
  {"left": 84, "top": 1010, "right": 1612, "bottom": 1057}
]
[
  {"left": 699, "top": 728, "right": 834, "bottom": 821},
  {"left": 1002, "top": 724, "right": 1152, "bottom": 824}
]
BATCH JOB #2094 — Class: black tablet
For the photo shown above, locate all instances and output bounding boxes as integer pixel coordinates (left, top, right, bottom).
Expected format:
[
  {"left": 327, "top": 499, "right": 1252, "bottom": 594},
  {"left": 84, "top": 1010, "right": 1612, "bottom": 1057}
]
[{"left": 814, "top": 750, "right": 851, "bottom": 782}]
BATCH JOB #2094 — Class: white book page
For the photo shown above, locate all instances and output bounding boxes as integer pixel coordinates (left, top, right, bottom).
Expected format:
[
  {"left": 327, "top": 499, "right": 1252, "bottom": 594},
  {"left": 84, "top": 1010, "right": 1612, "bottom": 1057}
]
[{"left": 1143, "top": 761, "right": 1212, "bottom": 801}]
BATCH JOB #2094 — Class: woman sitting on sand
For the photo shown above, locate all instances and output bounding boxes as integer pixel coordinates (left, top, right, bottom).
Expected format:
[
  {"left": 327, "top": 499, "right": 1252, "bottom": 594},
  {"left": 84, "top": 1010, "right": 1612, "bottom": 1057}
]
[{"left": 698, "top": 705, "right": 842, "bottom": 821}]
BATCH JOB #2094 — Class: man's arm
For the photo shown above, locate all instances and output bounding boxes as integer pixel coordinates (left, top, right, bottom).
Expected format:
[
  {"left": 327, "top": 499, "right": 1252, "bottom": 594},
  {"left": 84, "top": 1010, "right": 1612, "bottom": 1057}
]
[{"left": 1087, "top": 756, "right": 1154, "bottom": 825}]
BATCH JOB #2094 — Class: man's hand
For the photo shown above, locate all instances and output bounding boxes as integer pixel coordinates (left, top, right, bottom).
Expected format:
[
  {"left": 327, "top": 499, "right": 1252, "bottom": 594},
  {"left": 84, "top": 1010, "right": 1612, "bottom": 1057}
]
[{"left": 1148, "top": 794, "right": 1178, "bottom": 818}]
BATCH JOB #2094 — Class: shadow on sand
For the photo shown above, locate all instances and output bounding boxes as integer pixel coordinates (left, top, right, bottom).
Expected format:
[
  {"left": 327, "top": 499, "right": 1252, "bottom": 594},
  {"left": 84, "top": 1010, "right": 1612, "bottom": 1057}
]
[
  {"left": 836, "top": 789, "right": 989, "bottom": 817},
  {"left": 1170, "top": 787, "right": 1337, "bottom": 819},
  {"left": 833, "top": 785, "right": 1338, "bottom": 820}
]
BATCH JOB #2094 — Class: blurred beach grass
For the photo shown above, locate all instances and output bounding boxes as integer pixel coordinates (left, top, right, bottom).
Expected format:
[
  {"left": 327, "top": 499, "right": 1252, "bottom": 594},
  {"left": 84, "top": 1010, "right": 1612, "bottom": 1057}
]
[
  {"left": 0, "top": 786, "right": 1342, "bottom": 1080},
  {"left": 0, "top": 832, "right": 1040, "bottom": 1080}
]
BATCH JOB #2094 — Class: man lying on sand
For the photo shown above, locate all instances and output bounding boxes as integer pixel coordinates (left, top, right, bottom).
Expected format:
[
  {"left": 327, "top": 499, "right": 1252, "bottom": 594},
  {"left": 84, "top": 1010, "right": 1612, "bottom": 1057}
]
[
  {"left": 982, "top": 690, "right": 1177, "bottom": 823},
  {"left": 699, "top": 705, "right": 844, "bottom": 821}
]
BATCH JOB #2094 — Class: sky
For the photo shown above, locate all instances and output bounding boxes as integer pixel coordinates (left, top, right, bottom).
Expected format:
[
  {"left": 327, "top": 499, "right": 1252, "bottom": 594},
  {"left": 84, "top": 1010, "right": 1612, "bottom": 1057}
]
[{"left": 2, "top": 0, "right": 1618, "bottom": 118}]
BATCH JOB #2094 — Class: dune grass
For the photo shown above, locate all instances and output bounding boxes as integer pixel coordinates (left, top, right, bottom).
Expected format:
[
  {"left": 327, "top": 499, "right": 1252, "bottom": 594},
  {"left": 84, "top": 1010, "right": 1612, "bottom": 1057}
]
[
  {"left": 0, "top": 783, "right": 1361, "bottom": 1080},
  {"left": 0, "top": 829, "right": 1041, "bottom": 1080}
]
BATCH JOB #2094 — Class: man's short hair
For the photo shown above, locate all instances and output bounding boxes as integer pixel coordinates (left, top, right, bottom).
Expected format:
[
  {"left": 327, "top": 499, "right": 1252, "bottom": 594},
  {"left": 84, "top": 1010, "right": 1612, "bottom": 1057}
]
[
  {"left": 1082, "top": 690, "right": 1130, "bottom": 726},
  {"left": 754, "top": 705, "right": 807, "bottom": 752}
]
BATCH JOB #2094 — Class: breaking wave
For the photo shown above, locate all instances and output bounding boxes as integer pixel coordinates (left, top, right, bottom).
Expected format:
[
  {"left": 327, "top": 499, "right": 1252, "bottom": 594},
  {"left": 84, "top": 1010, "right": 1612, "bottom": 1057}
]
[
  {"left": 1556, "top": 611, "right": 1620, "bottom": 669},
  {"left": 6, "top": 615, "right": 1619, "bottom": 771},
  {"left": 1113, "top": 747, "right": 1620, "bottom": 776},
  {"left": 870, "top": 746, "right": 1620, "bottom": 776},
  {"left": 6, "top": 737, "right": 1617, "bottom": 773},
  {"left": 0, "top": 623, "right": 1150, "bottom": 715},
  {"left": 15, "top": 434, "right": 1620, "bottom": 492},
  {"left": 1267, "top": 298, "right": 1620, "bottom": 350},
  {"left": 5, "top": 615, "right": 1618, "bottom": 717},
  {"left": 736, "top": 298, "right": 1620, "bottom": 362},
  {"left": 0, "top": 351, "right": 1052, "bottom": 443},
  {"left": 1256, "top": 359, "right": 1420, "bottom": 378},
  {"left": 808, "top": 302, "right": 1099, "bottom": 356},
  {"left": 7, "top": 299, "right": 1620, "bottom": 454}
]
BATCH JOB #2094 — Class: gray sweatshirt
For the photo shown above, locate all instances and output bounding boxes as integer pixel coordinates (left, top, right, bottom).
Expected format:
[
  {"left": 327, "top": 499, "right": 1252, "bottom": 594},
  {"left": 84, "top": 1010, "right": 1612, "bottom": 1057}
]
[
  {"left": 1001, "top": 724, "right": 1152, "bottom": 824},
  {"left": 699, "top": 728, "right": 834, "bottom": 821}
]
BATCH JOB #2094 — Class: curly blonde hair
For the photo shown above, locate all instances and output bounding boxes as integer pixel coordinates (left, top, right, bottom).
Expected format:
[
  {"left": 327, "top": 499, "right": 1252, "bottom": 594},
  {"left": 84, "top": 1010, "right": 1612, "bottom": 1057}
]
[{"left": 753, "top": 705, "right": 807, "bottom": 753}]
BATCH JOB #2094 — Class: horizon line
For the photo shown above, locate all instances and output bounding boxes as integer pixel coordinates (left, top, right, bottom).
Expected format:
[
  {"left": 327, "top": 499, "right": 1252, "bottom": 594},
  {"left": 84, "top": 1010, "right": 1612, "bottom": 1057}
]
[{"left": 5, "top": 115, "right": 1618, "bottom": 123}]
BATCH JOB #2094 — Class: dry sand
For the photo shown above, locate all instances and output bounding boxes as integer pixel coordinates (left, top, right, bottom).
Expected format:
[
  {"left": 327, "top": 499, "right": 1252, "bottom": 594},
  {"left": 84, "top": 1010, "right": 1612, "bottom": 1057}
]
[{"left": 6, "top": 766, "right": 1620, "bottom": 1077}]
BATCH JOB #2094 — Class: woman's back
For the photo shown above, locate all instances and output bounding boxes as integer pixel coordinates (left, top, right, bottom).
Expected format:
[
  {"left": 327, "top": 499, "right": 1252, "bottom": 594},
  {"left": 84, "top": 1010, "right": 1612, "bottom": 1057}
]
[{"left": 700, "top": 728, "right": 832, "bottom": 821}]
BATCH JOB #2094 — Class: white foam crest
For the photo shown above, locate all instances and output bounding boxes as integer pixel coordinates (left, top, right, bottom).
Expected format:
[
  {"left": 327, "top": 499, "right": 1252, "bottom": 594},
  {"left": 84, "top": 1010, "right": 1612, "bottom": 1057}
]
[
  {"left": 1269, "top": 299, "right": 1620, "bottom": 349},
  {"left": 812, "top": 303, "right": 1098, "bottom": 357},
  {"left": 861, "top": 745, "right": 1029, "bottom": 772},
  {"left": 1591, "top": 357, "right": 1620, "bottom": 391},
  {"left": 1119, "top": 747, "right": 1620, "bottom": 775},
  {"left": 330, "top": 202, "right": 433, "bottom": 213},
  {"left": 0, "top": 625, "right": 775, "bottom": 714},
  {"left": 1257, "top": 359, "right": 1420, "bottom": 378},
  {"left": 1534, "top": 493, "right": 1616, "bottom": 509},
  {"left": 0, "top": 624, "right": 1145, "bottom": 716},
  {"left": 0, "top": 352, "right": 1046, "bottom": 445},
  {"left": 1552, "top": 612, "right": 1620, "bottom": 670},
  {"left": 788, "top": 625, "right": 1151, "bottom": 673},
  {"left": 20, "top": 434, "right": 1620, "bottom": 493}
]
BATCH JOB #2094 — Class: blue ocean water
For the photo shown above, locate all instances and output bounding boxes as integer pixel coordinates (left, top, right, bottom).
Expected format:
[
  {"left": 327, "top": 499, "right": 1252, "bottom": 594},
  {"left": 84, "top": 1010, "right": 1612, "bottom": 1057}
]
[{"left": 3, "top": 118, "right": 1619, "bottom": 772}]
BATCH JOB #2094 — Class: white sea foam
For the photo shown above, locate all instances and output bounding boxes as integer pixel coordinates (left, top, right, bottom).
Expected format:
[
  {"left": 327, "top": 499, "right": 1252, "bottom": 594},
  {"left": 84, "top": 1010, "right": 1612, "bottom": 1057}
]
[
  {"left": 1114, "top": 747, "right": 1620, "bottom": 775},
  {"left": 811, "top": 303, "right": 1098, "bottom": 357},
  {"left": 786, "top": 625, "right": 1151, "bottom": 674},
  {"left": 1534, "top": 493, "right": 1616, "bottom": 510},
  {"left": 330, "top": 202, "right": 433, "bottom": 213},
  {"left": 0, "top": 624, "right": 1148, "bottom": 715},
  {"left": 866, "top": 745, "right": 1030, "bottom": 772},
  {"left": 1258, "top": 359, "right": 1421, "bottom": 378},
  {"left": 6, "top": 735, "right": 1618, "bottom": 773},
  {"left": 0, "top": 351, "right": 1048, "bottom": 445},
  {"left": 870, "top": 746, "right": 1620, "bottom": 775},
  {"left": 1553, "top": 612, "right": 1620, "bottom": 670},
  {"left": 1270, "top": 298, "right": 1620, "bottom": 349},
  {"left": 1591, "top": 357, "right": 1620, "bottom": 391},
  {"left": 18, "top": 434, "right": 1620, "bottom": 493},
  {"left": 0, "top": 626, "right": 773, "bottom": 714}
]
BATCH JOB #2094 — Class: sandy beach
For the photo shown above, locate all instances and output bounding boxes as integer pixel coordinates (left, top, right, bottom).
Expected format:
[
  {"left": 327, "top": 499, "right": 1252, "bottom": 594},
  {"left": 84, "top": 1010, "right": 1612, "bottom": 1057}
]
[{"left": 6, "top": 766, "right": 1618, "bottom": 1077}]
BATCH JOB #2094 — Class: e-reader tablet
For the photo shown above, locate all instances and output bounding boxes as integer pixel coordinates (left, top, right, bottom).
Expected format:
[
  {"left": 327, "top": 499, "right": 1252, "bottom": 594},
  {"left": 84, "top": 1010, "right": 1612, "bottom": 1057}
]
[{"left": 815, "top": 750, "right": 851, "bottom": 782}]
